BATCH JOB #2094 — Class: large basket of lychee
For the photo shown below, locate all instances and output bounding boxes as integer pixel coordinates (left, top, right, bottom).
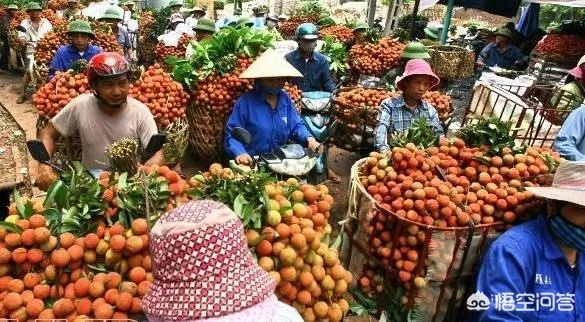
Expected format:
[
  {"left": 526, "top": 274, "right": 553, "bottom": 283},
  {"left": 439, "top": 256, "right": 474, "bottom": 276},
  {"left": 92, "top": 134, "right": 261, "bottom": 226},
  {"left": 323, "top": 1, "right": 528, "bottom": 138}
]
[
  {"left": 350, "top": 139, "right": 559, "bottom": 320},
  {"left": 331, "top": 87, "right": 399, "bottom": 153}
]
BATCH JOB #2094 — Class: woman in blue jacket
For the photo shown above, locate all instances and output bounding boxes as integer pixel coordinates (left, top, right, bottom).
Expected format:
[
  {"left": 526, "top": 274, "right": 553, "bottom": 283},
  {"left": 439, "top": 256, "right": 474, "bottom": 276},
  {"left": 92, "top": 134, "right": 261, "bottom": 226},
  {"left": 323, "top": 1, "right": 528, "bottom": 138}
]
[{"left": 224, "top": 49, "right": 321, "bottom": 165}]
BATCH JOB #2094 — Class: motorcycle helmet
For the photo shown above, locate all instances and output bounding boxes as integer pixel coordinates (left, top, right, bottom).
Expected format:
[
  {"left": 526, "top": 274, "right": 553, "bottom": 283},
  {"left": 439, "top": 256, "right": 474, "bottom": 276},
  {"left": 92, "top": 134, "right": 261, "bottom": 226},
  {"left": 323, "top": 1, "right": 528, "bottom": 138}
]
[
  {"left": 86, "top": 52, "right": 131, "bottom": 87},
  {"left": 295, "top": 23, "right": 319, "bottom": 40}
]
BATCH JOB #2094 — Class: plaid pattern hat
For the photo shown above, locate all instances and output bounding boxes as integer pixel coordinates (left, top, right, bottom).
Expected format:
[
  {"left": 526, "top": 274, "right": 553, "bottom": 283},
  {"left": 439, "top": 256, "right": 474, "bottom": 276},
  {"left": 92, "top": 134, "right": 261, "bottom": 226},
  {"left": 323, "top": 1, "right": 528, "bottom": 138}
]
[{"left": 141, "top": 200, "right": 276, "bottom": 320}]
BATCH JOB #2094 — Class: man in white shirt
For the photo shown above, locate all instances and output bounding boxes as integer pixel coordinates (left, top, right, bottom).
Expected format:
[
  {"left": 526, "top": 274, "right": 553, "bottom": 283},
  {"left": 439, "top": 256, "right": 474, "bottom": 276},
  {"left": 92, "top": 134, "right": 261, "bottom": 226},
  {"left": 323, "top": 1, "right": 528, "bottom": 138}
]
[
  {"left": 81, "top": 0, "right": 110, "bottom": 19},
  {"left": 17, "top": 2, "right": 53, "bottom": 104}
]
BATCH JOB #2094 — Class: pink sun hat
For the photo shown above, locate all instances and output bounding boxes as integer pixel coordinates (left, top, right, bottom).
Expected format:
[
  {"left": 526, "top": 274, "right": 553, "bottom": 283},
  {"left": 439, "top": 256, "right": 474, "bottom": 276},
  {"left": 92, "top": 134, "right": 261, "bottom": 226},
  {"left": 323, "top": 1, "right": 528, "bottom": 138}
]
[
  {"left": 396, "top": 58, "right": 440, "bottom": 91},
  {"left": 170, "top": 12, "right": 185, "bottom": 24},
  {"left": 569, "top": 66, "right": 583, "bottom": 80},
  {"left": 141, "top": 200, "right": 278, "bottom": 321}
]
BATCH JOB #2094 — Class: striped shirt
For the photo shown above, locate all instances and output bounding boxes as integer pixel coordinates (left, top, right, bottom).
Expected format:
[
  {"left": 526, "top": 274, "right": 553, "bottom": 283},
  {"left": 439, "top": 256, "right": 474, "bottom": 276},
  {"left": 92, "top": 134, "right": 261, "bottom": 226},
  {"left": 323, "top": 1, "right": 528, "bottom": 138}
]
[{"left": 374, "top": 95, "right": 444, "bottom": 152}]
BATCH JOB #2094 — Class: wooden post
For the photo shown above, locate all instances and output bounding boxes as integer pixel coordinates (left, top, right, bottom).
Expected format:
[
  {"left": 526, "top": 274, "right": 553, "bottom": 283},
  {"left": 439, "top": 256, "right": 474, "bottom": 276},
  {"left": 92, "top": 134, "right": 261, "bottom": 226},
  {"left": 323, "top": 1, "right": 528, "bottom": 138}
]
[
  {"left": 366, "top": 0, "right": 377, "bottom": 27},
  {"left": 409, "top": 0, "right": 420, "bottom": 41}
]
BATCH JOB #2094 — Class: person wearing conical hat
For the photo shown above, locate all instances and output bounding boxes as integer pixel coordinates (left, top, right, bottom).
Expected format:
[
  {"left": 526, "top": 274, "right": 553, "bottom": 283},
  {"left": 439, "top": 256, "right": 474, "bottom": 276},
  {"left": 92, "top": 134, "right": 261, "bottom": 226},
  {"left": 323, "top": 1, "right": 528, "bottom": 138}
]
[
  {"left": 378, "top": 41, "right": 431, "bottom": 90},
  {"left": 184, "top": 6, "right": 205, "bottom": 29},
  {"left": 374, "top": 59, "right": 444, "bottom": 153},
  {"left": 224, "top": 49, "right": 322, "bottom": 165},
  {"left": 48, "top": 20, "right": 102, "bottom": 79},
  {"left": 476, "top": 27, "right": 524, "bottom": 70},
  {"left": 17, "top": 2, "right": 53, "bottom": 104},
  {"left": 63, "top": 0, "right": 81, "bottom": 21},
  {"left": 473, "top": 161, "right": 585, "bottom": 321}
]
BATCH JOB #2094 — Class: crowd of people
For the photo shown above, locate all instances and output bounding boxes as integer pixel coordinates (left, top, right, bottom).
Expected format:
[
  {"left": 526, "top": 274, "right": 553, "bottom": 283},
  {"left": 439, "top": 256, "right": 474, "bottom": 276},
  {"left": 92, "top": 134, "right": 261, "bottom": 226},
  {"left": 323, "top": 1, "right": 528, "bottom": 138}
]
[{"left": 1, "top": 2, "right": 585, "bottom": 320}]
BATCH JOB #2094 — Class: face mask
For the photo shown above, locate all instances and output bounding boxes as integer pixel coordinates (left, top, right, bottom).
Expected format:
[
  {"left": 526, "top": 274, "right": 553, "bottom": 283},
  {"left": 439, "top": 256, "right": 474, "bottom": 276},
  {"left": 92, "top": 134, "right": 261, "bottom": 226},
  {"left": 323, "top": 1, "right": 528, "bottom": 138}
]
[
  {"left": 299, "top": 41, "right": 317, "bottom": 53},
  {"left": 259, "top": 83, "right": 282, "bottom": 95},
  {"left": 548, "top": 215, "right": 585, "bottom": 252},
  {"left": 266, "top": 20, "right": 276, "bottom": 28}
]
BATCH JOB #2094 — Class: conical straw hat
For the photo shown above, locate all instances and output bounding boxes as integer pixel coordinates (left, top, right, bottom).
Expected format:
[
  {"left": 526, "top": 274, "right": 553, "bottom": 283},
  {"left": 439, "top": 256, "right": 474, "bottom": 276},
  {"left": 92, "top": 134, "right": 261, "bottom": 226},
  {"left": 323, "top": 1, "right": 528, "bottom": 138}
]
[{"left": 239, "top": 49, "right": 303, "bottom": 79}]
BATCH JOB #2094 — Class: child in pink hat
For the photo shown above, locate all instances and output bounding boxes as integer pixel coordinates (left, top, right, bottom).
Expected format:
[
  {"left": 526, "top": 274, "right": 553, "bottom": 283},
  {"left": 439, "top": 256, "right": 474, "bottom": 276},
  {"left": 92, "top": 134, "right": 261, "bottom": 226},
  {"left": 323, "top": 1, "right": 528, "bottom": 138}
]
[
  {"left": 374, "top": 59, "right": 445, "bottom": 152},
  {"left": 142, "top": 200, "right": 303, "bottom": 322}
]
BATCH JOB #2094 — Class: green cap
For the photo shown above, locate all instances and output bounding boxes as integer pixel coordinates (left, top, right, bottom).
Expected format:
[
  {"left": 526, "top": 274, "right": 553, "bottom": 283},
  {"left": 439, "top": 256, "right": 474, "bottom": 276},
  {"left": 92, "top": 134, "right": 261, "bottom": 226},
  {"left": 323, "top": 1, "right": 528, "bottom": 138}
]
[
  {"left": 317, "top": 16, "right": 335, "bottom": 27},
  {"left": 236, "top": 17, "right": 253, "bottom": 27},
  {"left": 494, "top": 27, "right": 513, "bottom": 39},
  {"left": 424, "top": 26, "right": 439, "bottom": 40},
  {"left": 353, "top": 23, "right": 368, "bottom": 33},
  {"left": 100, "top": 7, "right": 123, "bottom": 20},
  {"left": 67, "top": 0, "right": 78, "bottom": 3},
  {"left": 233, "top": 7, "right": 242, "bottom": 15},
  {"left": 252, "top": 6, "right": 267, "bottom": 15},
  {"left": 123, "top": 0, "right": 134, "bottom": 5},
  {"left": 25, "top": 2, "right": 42, "bottom": 11},
  {"left": 194, "top": 17, "right": 215, "bottom": 33},
  {"left": 7, "top": 4, "right": 18, "bottom": 10},
  {"left": 401, "top": 41, "right": 431, "bottom": 60},
  {"left": 168, "top": 0, "right": 182, "bottom": 7},
  {"left": 67, "top": 20, "right": 94, "bottom": 36}
]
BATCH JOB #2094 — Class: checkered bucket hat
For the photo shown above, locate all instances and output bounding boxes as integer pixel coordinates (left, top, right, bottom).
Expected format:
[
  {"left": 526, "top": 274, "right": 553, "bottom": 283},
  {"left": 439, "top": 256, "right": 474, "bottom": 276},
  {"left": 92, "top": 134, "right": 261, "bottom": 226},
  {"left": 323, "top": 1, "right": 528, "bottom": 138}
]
[{"left": 141, "top": 200, "right": 276, "bottom": 320}]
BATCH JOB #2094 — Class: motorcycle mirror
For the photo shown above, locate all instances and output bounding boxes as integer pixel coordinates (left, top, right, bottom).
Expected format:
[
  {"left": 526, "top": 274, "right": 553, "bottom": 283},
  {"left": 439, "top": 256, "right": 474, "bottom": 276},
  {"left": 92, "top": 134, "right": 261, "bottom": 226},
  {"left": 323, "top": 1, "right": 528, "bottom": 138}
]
[
  {"left": 233, "top": 127, "right": 252, "bottom": 145},
  {"left": 142, "top": 133, "right": 166, "bottom": 162},
  {"left": 26, "top": 140, "right": 51, "bottom": 164}
]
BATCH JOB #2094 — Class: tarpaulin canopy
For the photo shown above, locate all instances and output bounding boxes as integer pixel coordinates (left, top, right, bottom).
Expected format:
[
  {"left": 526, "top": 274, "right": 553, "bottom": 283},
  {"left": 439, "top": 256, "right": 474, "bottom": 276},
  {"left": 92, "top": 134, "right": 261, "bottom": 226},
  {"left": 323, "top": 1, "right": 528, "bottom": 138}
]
[
  {"left": 437, "top": 0, "right": 523, "bottom": 17},
  {"left": 517, "top": 3, "right": 540, "bottom": 37},
  {"left": 523, "top": 0, "right": 585, "bottom": 7}
]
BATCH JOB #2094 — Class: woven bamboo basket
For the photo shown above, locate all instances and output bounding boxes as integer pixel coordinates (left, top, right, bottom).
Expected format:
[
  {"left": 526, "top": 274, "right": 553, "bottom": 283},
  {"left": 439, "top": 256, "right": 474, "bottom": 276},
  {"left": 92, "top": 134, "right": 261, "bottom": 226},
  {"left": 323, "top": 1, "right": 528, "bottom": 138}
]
[
  {"left": 186, "top": 101, "right": 228, "bottom": 161},
  {"left": 428, "top": 46, "right": 475, "bottom": 79},
  {"left": 138, "top": 37, "right": 157, "bottom": 67},
  {"left": 36, "top": 116, "right": 82, "bottom": 167},
  {"left": 7, "top": 30, "right": 25, "bottom": 55}
]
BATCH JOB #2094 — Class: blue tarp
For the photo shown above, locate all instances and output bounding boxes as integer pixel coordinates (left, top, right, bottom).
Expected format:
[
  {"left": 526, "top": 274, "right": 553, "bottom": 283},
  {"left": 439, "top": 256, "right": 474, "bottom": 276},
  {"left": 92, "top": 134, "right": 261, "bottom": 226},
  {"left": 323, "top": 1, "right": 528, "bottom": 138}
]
[{"left": 517, "top": 3, "right": 541, "bottom": 37}]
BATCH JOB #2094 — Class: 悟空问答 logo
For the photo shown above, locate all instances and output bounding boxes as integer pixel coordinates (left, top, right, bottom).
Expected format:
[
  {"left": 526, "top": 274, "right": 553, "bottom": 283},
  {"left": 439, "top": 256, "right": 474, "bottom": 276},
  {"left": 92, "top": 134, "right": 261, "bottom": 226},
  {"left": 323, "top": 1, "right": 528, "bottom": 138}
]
[{"left": 467, "top": 291, "right": 491, "bottom": 311}]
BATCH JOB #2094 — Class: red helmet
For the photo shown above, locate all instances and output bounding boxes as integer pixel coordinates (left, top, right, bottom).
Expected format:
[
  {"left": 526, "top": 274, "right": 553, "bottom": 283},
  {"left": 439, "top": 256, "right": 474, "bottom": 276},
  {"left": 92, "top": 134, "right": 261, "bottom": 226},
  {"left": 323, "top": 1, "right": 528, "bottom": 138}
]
[{"left": 86, "top": 52, "right": 130, "bottom": 87}]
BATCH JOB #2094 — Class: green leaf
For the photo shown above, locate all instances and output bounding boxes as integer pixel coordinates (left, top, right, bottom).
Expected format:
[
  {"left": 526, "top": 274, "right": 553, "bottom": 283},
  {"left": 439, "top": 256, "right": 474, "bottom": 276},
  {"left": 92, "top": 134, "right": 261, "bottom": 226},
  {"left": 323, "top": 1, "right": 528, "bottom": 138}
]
[
  {"left": 12, "top": 188, "right": 26, "bottom": 218},
  {"left": 118, "top": 172, "right": 128, "bottom": 189},
  {"left": 0, "top": 222, "right": 23, "bottom": 233}
]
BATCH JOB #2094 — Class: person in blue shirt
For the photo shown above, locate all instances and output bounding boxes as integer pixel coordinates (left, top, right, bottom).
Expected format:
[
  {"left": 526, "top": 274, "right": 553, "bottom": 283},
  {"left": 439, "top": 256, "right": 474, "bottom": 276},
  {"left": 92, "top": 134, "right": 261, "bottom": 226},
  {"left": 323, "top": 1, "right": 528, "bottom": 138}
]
[
  {"left": 476, "top": 28, "right": 524, "bottom": 70},
  {"left": 553, "top": 104, "right": 585, "bottom": 161},
  {"left": 48, "top": 20, "right": 102, "bottom": 79},
  {"left": 251, "top": 6, "right": 266, "bottom": 30},
  {"left": 285, "top": 23, "right": 335, "bottom": 93},
  {"left": 473, "top": 161, "right": 585, "bottom": 321},
  {"left": 224, "top": 49, "right": 321, "bottom": 165}
]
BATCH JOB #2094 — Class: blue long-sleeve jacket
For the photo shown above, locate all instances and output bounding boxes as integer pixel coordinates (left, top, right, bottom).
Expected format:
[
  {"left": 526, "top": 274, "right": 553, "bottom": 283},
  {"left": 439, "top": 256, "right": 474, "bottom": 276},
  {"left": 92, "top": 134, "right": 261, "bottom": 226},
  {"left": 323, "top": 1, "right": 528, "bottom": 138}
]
[
  {"left": 477, "top": 43, "right": 523, "bottom": 69},
  {"left": 48, "top": 44, "right": 102, "bottom": 79},
  {"left": 224, "top": 88, "right": 312, "bottom": 158},
  {"left": 553, "top": 104, "right": 585, "bottom": 161},
  {"left": 285, "top": 49, "right": 335, "bottom": 93},
  {"left": 472, "top": 215, "right": 585, "bottom": 321}
]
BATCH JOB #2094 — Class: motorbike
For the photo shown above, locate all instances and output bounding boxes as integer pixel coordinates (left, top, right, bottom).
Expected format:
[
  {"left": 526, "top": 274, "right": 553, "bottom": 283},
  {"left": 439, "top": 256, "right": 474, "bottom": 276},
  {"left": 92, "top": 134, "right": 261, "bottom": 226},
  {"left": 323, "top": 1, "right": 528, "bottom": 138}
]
[
  {"left": 27, "top": 133, "right": 166, "bottom": 179},
  {"left": 228, "top": 124, "right": 338, "bottom": 183},
  {"left": 299, "top": 79, "right": 345, "bottom": 182},
  {"left": 229, "top": 127, "right": 318, "bottom": 177}
]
